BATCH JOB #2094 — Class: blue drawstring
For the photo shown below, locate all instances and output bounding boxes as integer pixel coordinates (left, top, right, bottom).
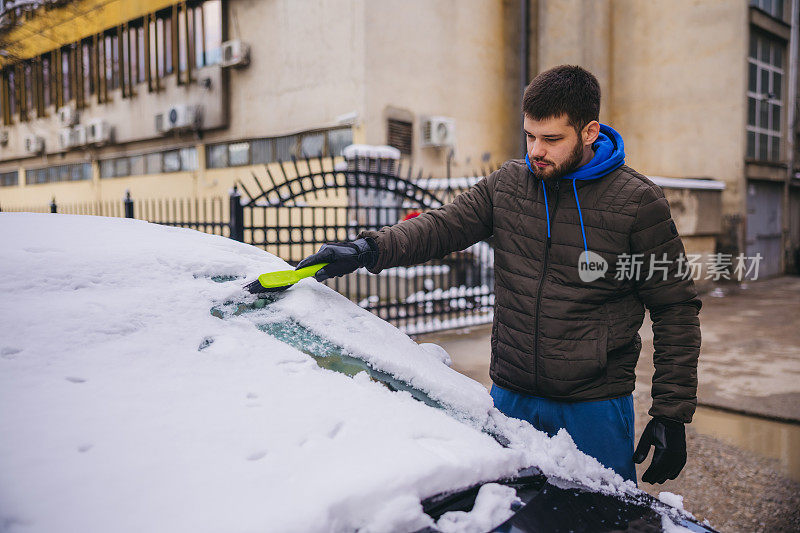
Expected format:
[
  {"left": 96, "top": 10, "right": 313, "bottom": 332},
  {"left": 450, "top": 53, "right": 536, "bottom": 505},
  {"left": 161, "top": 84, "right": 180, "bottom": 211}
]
[
  {"left": 540, "top": 178, "right": 588, "bottom": 256},
  {"left": 527, "top": 154, "right": 588, "bottom": 254},
  {"left": 573, "top": 178, "right": 588, "bottom": 256},
  {"left": 541, "top": 180, "right": 551, "bottom": 239}
]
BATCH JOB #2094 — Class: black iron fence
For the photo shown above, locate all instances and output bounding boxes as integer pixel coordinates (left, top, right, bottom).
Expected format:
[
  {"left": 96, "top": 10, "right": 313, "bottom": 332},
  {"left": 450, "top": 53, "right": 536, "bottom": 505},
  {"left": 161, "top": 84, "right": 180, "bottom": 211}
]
[
  {"left": 235, "top": 156, "right": 495, "bottom": 334},
  {"left": 1, "top": 156, "right": 496, "bottom": 334}
]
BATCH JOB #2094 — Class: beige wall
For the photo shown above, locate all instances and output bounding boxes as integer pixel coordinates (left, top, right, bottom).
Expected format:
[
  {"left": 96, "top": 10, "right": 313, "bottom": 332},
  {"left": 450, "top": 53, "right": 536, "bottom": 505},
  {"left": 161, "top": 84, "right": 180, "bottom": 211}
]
[
  {"left": 208, "top": 0, "right": 367, "bottom": 142},
  {"left": 609, "top": 0, "right": 748, "bottom": 217},
  {"left": 363, "top": 0, "right": 521, "bottom": 176},
  {"left": 536, "top": 0, "right": 613, "bottom": 123}
]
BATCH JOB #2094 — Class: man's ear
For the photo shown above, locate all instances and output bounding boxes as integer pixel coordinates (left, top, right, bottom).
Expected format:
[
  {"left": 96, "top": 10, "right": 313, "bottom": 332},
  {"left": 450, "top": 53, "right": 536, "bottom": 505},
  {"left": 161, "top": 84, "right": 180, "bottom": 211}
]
[{"left": 583, "top": 120, "right": 600, "bottom": 146}]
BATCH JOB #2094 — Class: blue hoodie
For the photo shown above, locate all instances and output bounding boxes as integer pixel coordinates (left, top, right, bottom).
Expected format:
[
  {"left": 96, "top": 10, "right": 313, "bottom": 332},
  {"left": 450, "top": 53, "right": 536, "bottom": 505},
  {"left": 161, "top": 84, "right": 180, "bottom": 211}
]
[{"left": 525, "top": 123, "right": 625, "bottom": 257}]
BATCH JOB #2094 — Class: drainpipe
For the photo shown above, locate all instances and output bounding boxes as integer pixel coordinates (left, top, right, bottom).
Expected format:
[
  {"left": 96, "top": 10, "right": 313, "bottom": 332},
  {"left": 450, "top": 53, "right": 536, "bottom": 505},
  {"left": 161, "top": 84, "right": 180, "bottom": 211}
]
[
  {"left": 520, "top": 0, "right": 530, "bottom": 156},
  {"left": 784, "top": 0, "right": 799, "bottom": 272}
]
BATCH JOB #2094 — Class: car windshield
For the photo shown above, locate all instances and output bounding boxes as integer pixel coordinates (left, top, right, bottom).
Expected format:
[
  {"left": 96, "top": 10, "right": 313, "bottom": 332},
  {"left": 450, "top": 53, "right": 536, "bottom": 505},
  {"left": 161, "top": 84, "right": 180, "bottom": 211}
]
[{"left": 210, "top": 291, "right": 511, "bottom": 445}]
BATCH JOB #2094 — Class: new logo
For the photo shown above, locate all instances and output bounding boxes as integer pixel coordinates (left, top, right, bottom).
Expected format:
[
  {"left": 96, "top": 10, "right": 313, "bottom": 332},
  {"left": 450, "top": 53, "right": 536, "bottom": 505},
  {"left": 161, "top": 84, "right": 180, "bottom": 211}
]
[{"left": 578, "top": 250, "right": 608, "bottom": 282}]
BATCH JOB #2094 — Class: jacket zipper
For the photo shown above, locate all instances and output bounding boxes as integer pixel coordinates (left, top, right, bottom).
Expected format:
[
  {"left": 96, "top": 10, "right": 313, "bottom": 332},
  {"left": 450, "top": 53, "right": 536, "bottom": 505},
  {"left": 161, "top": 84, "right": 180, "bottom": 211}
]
[{"left": 534, "top": 179, "right": 560, "bottom": 392}]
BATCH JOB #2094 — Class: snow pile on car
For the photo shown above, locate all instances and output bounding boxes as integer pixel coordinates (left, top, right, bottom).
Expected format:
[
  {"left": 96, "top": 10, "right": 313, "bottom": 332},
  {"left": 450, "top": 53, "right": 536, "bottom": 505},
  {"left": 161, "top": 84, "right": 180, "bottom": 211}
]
[{"left": 0, "top": 214, "right": 635, "bottom": 533}]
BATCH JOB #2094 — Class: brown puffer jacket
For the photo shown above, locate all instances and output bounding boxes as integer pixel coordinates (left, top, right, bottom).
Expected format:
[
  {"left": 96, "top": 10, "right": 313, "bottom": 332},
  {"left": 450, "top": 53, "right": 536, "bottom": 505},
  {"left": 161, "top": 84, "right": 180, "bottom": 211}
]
[{"left": 359, "top": 159, "right": 701, "bottom": 423}]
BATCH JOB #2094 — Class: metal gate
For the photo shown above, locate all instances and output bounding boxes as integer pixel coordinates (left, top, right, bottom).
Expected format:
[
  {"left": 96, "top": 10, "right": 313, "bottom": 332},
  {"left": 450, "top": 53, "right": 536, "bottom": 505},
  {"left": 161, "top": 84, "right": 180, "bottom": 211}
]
[
  {"left": 236, "top": 156, "right": 495, "bottom": 334},
  {"left": 746, "top": 180, "right": 783, "bottom": 278}
]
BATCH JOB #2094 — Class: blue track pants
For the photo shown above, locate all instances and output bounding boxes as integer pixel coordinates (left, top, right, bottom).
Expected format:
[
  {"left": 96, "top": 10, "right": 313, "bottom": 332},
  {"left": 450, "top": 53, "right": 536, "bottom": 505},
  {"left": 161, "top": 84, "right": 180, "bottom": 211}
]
[{"left": 490, "top": 384, "right": 637, "bottom": 483}]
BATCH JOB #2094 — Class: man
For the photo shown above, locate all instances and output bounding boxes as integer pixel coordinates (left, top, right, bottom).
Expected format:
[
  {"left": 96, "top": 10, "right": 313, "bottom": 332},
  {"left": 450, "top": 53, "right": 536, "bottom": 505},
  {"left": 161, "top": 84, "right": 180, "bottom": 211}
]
[{"left": 296, "top": 65, "right": 701, "bottom": 485}]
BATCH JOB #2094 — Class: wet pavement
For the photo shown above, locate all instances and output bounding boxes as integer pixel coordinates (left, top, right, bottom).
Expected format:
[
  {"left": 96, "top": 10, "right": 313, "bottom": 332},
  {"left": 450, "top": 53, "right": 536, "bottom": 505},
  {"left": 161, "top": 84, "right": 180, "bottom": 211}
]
[
  {"left": 413, "top": 275, "right": 800, "bottom": 532},
  {"left": 638, "top": 275, "right": 800, "bottom": 422}
]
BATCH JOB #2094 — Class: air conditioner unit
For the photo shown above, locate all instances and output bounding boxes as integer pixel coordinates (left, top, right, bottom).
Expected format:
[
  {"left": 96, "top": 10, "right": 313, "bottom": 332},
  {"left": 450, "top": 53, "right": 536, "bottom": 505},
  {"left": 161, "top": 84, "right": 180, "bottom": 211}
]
[
  {"left": 0, "top": 129, "right": 8, "bottom": 146},
  {"left": 58, "top": 128, "right": 75, "bottom": 151},
  {"left": 421, "top": 116, "right": 456, "bottom": 147},
  {"left": 57, "top": 105, "right": 78, "bottom": 127},
  {"left": 155, "top": 104, "right": 202, "bottom": 133},
  {"left": 87, "top": 119, "right": 111, "bottom": 145},
  {"left": 220, "top": 40, "right": 250, "bottom": 68},
  {"left": 23, "top": 134, "right": 44, "bottom": 154},
  {"left": 73, "top": 124, "right": 88, "bottom": 147}
]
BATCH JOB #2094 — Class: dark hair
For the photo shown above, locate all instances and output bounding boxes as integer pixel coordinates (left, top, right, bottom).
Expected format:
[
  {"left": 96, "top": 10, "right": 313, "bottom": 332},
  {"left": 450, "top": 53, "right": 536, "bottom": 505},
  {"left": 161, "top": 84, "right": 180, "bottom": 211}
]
[{"left": 522, "top": 65, "right": 600, "bottom": 131}]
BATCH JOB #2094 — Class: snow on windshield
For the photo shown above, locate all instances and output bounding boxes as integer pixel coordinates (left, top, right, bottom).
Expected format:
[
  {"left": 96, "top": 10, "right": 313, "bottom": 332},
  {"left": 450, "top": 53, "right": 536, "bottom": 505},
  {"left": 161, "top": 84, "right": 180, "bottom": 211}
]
[{"left": 0, "top": 214, "right": 637, "bottom": 532}]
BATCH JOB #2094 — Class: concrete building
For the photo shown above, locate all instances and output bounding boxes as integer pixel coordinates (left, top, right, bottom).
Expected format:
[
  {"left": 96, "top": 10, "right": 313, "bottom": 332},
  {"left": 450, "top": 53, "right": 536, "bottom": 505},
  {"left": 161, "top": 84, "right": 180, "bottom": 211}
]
[{"left": 0, "top": 0, "right": 798, "bottom": 275}]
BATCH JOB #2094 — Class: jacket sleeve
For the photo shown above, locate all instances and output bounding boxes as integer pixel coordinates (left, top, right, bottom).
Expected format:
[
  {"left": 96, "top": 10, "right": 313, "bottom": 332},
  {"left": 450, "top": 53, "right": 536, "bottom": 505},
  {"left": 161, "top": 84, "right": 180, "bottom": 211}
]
[
  {"left": 629, "top": 185, "right": 702, "bottom": 424},
  {"left": 357, "top": 168, "right": 498, "bottom": 273}
]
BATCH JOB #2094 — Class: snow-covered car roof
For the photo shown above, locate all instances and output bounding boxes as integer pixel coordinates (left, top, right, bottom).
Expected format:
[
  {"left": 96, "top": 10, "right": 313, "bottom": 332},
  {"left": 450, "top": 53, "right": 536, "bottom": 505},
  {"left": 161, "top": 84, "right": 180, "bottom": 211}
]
[{"left": 0, "top": 214, "right": 703, "bottom": 532}]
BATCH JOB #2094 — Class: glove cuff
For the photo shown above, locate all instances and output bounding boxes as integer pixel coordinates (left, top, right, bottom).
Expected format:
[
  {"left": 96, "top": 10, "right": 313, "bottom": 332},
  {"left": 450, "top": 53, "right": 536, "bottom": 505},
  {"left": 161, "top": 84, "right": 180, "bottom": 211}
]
[
  {"left": 654, "top": 417, "right": 685, "bottom": 430},
  {"left": 353, "top": 237, "right": 379, "bottom": 269}
]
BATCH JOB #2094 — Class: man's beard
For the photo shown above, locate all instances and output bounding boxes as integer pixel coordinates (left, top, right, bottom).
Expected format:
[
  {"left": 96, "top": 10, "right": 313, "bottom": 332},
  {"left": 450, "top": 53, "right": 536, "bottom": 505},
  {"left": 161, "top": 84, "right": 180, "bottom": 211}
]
[{"left": 530, "top": 138, "right": 585, "bottom": 181}]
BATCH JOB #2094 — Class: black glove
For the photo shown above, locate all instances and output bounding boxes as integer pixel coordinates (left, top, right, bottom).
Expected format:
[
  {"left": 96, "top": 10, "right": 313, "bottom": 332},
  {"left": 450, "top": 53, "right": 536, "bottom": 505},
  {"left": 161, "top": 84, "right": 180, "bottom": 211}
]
[
  {"left": 296, "top": 237, "right": 379, "bottom": 282},
  {"left": 633, "top": 417, "right": 687, "bottom": 484}
]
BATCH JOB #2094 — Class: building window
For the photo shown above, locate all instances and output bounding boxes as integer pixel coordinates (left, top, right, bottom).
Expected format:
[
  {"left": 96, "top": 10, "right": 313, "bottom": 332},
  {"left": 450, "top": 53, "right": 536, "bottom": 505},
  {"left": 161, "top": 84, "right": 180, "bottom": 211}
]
[
  {"left": 41, "top": 55, "right": 51, "bottom": 109},
  {"left": 81, "top": 40, "right": 93, "bottom": 102},
  {"left": 178, "top": 4, "right": 189, "bottom": 73},
  {"left": 136, "top": 25, "right": 146, "bottom": 84},
  {"left": 205, "top": 128, "right": 353, "bottom": 169},
  {"left": 251, "top": 138, "right": 273, "bottom": 164},
  {"left": 228, "top": 141, "right": 250, "bottom": 166},
  {"left": 0, "top": 170, "right": 19, "bottom": 187},
  {"left": 34, "top": 58, "right": 45, "bottom": 117},
  {"left": 120, "top": 25, "right": 130, "bottom": 97},
  {"left": 387, "top": 119, "right": 413, "bottom": 155},
  {"left": 206, "top": 143, "right": 228, "bottom": 168},
  {"left": 179, "top": 147, "right": 198, "bottom": 170},
  {"left": 192, "top": 3, "right": 205, "bottom": 68},
  {"left": 750, "top": 0, "right": 786, "bottom": 20},
  {"left": 99, "top": 159, "right": 114, "bottom": 179},
  {"left": 23, "top": 63, "right": 32, "bottom": 121},
  {"left": 27, "top": 163, "right": 90, "bottom": 184},
  {"left": 114, "top": 157, "right": 130, "bottom": 177},
  {"left": 160, "top": 12, "right": 172, "bottom": 76},
  {"left": 104, "top": 32, "right": 119, "bottom": 91},
  {"left": 61, "top": 45, "right": 72, "bottom": 103},
  {"left": 8, "top": 68, "right": 17, "bottom": 119},
  {"left": 747, "top": 32, "right": 785, "bottom": 161},
  {"left": 274, "top": 135, "right": 297, "bottom": 162},
  {"left": 130, "top": 155, "right": 144, "bottom": 175},
  {"left": 145, "top": 152, "right": 162, "bottom": 174},
  {"left": 202, "top": 0, "right": 223, "bottom": 66},
  {"left": 300, "top": 132, "right": 325, "bottom": 158},
  {"left": 162, "top": 149, "right": 181, "bottom": 172},
  {"left": 100, "top": 147, "right": 198, "bottom": 178},
  {"left": 327, "top": 127, "right": 353, "bottom": 156}
]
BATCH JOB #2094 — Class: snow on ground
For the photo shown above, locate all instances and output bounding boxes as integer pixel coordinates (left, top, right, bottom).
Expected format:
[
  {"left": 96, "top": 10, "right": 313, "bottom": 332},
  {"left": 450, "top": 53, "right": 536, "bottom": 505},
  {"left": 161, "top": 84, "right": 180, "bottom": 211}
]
[{"left": 0, "top": 213, "right": 648, "bottom": 532}]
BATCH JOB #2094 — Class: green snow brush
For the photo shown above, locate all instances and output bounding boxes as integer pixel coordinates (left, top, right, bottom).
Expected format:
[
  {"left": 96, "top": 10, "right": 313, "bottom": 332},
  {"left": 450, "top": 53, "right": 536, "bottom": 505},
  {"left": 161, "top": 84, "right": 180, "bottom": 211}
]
[{"left": 244, "top": 263, "right": 329, "bottom": 294}]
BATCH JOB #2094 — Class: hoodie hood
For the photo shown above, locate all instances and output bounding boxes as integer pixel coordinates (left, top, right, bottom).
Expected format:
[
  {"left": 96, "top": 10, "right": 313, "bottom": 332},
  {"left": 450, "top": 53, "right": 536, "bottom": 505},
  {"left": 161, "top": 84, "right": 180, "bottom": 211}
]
[
  {"left": 524, "top": 124, "right": 626, "bottom": 262},
  {"left": 525, "top": 123, "right": 625, "bottom": 181}
]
